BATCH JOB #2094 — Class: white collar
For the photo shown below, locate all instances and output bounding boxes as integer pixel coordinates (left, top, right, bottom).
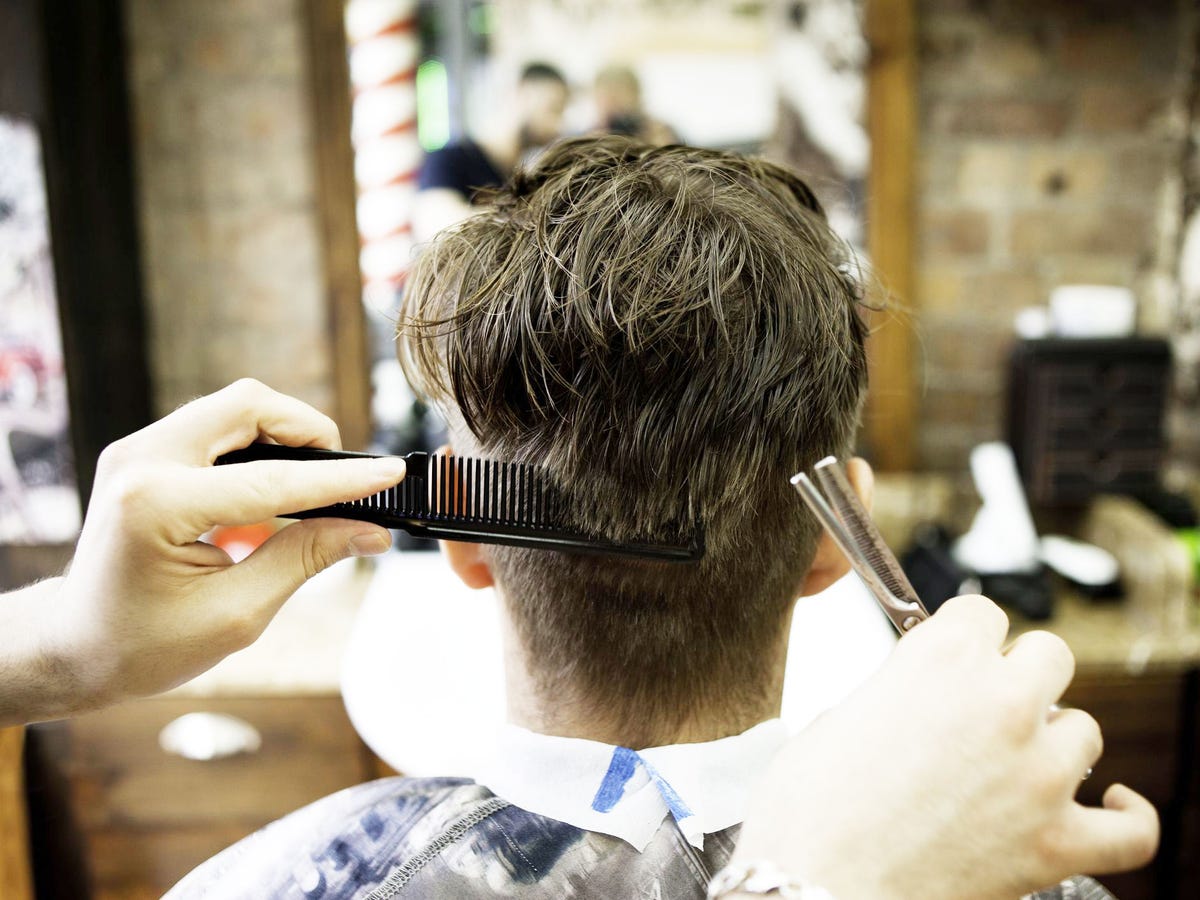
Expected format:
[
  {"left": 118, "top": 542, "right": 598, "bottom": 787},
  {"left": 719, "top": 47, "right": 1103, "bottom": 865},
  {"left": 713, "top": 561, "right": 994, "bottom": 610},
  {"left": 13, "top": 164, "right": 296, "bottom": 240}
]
[{"left": 473, "top": 719, "right": 789, "bottom": 853}]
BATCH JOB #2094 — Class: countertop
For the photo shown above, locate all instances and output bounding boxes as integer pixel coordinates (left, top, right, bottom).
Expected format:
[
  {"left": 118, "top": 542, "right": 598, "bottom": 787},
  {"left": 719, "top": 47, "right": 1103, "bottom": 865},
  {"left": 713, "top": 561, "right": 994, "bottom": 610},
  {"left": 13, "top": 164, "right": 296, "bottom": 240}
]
[{"left": 1009, "top": 590, "right": 1200, "bottom": 675}]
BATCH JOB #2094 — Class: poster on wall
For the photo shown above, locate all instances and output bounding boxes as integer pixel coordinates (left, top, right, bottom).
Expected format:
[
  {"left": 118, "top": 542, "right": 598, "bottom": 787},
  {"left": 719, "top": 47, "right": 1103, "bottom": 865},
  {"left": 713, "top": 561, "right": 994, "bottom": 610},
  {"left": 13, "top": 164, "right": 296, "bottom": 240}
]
[{"left": 0, "top": 114, "right": 81, "bottom": 544}]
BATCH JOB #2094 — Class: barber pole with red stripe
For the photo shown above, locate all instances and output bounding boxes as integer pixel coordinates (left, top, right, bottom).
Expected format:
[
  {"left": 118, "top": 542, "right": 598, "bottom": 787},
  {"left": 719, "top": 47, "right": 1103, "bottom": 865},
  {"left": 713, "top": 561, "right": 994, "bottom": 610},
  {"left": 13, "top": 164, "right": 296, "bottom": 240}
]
[{"left": 345, "top": 0, "right": 421, "bottom": 305}]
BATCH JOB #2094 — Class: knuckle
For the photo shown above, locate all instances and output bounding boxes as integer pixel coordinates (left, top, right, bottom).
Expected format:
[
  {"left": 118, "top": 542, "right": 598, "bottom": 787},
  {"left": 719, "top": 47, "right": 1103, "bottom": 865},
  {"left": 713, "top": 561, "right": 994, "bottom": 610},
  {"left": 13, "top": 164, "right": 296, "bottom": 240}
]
[
  {"left": 1033, "top": 632, "right": 1076, "bottom": 682},
  {"left": 993, "top": 682, "right": 1041, "bottom": 741},
  {"left": 941, "top": 593, "right": 1006, "bottom": 631},
  {"left": 911, "top": 615, "right": 973, "bottom": 657},
  {"left": 298, "top": 530, "right": 337, "bottom": 580},
  {"left": 224, "top": 609, "right": 267, "bottom": 651},
  {"left": 246, "top": 469, "right": 282, "bottom": 516},
  {"left": 107, "top": 467, "right": 158, "bottom": 512},
  {"left": 323, "top": 416, "right": 342, "bottom": 445},
  {"left": 1038, "top": 630, "right": 1075, "bottom": 667},
  {"left": 231, "top": 376, "right": 267, "bottom": 395},
  {"left": 96, "top": 439, "right": 130, "bottom": 478},
  {"left": 1078, "top": 711, "right": 1104, "bottom": 761},
  {"left": 939, "top": 592, "right": 989, "bottom": 614},
  {"left": 228, "top": 377, "right": 270, "bottom": 412}
]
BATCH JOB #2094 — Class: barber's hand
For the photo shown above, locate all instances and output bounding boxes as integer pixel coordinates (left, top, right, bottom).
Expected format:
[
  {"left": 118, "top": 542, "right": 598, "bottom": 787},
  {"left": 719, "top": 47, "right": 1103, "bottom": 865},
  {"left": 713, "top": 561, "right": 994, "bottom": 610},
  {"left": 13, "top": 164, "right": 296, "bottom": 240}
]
[
  {"left": 36, "top": 379, "right": 406, "bottom": 718},
  {"left": 732, "top": 595, "right": 1159, "bottom": 900}
]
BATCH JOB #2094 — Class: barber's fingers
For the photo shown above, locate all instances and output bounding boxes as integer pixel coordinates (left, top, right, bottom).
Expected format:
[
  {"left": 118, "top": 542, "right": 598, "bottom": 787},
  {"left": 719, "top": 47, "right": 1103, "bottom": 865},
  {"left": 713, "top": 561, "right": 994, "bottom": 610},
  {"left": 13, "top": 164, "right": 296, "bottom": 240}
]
[
  {"left": 922, "top": 594, "right": 1011, "bottom": 651},
  {"left": 220, "top": 518, "right": 392, "bottom": 625},
  {"left": 1058, "top": 785, "right": 1160, "bottom": 875},
  {"left": 1003, "top": 630, "right": 1076, "bottom": 709},
  {"left": 171, "top": 457, "right": 407, "bottom": 539},
  {"left": 120, "top": 379, "right": 343, "bottom": 465},
  {"left": 1045, "top": 707, "right": 1104, "bottom": 783}
]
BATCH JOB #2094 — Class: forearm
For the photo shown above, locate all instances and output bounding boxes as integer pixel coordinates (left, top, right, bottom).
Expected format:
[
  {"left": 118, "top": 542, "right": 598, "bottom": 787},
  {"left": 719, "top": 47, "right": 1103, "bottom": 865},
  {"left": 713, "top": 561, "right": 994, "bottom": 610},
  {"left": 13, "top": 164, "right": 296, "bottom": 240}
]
[{"left": 0, "top": 576, "right": 99, "bottom": 727}]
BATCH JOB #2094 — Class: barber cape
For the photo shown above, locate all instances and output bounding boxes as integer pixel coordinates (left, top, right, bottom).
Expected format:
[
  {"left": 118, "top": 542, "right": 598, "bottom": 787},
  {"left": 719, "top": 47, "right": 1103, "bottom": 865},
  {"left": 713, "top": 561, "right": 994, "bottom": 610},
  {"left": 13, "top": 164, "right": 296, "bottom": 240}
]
[{"left": 166, "top": 719, "right": 1117, "bottom": 899}]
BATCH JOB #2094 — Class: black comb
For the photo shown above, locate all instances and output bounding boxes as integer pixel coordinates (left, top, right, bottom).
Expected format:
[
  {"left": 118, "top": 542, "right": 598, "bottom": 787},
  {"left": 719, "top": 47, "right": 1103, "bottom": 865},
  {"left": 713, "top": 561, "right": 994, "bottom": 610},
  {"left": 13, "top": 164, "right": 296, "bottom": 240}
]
[{"left": 216, "top": 443, "right": 704, "bottom": 562}]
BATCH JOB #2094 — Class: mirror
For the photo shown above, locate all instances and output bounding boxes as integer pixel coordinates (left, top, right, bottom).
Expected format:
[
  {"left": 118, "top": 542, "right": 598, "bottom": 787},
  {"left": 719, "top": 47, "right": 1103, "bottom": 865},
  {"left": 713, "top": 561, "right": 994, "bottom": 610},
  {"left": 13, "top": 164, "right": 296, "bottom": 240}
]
[
  {"left": 0, "top": 115, "right": 81, "bottom": 545},
  {"left": 342, "top": 0, "right": 879, "bottom": 460}
]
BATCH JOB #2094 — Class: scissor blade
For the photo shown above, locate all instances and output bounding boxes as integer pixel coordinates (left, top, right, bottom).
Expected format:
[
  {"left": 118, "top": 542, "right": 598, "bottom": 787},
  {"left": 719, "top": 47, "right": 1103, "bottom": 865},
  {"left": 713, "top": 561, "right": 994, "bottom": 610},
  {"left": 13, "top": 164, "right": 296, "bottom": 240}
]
[
  {"left": 791, "top": 467, "right": 927, "bottom": 634},
  {"left": 812, "top": 457, "right": 927, "bottom": 615}
]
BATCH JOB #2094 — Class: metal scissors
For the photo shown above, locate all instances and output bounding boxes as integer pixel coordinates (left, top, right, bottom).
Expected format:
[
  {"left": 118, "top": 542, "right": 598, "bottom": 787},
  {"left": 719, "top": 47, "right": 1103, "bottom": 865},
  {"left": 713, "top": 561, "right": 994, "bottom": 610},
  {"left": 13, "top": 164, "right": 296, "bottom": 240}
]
[{"left": 791, "top": 456, "right": 930, "bottom": 634}]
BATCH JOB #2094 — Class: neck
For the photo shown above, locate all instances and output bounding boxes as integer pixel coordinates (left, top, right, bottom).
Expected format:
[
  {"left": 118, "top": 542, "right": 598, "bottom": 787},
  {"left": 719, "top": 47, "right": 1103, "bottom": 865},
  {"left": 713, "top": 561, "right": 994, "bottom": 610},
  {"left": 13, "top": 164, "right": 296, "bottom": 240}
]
[{"left": 499, "top": 598, "right": 793, "bottom": 749}]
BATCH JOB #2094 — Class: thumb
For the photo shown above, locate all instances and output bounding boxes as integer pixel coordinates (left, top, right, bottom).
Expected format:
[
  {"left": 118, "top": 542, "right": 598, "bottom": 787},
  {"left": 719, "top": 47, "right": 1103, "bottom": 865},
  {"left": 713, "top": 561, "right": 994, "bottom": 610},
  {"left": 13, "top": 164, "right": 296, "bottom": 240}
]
[{"left": 232, "top": 518, "right": 392, "bottom": 613}]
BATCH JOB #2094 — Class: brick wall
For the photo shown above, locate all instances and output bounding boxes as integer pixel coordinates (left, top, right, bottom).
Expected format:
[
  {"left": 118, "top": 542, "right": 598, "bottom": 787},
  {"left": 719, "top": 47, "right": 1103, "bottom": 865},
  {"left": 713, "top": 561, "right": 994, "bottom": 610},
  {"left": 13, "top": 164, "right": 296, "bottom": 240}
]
[
  {"left": 119, "top": 0, "right": 1187, "bottom": 466},
  {"left": 123, "top": 0, "right": 334, "bottom": 416},
  {"left": 914, "top": 0, "right": 1180, "bottom": 469}
]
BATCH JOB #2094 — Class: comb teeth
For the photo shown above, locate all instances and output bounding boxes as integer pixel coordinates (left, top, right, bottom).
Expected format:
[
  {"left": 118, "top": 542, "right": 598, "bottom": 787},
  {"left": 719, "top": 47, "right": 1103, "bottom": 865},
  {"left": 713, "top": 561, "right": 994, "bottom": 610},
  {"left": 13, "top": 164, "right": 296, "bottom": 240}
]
[
  {"left": 214, "top": 443, "right": 702, "bottom": 561},
  {"left": 335, "top": 453, "right": 566, "bottom": 531}
]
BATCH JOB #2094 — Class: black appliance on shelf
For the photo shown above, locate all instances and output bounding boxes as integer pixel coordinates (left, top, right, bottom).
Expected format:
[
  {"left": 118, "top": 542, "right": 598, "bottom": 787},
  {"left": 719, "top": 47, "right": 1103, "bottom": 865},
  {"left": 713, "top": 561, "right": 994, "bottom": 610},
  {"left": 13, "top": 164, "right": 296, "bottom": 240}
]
[{"left": 1007, "top": 338, "right": 1172, "bottom": 506}]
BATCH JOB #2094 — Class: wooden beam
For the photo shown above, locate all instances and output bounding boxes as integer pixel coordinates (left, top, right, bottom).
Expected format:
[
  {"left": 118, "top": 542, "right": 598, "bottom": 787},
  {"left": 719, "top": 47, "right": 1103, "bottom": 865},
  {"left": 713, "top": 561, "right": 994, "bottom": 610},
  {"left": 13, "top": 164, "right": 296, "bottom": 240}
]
[
  {"left": 0, "top": 727, "right": 33, "bottom": 900},
  {"left": 41, "top": 0, "right": 154, "bottom": 497},
  {"left": 864, "top": 0, "right": 917, "bottom": 471},
  {"left": 304, "top": 0, "right": 372, "bottom": 451}
]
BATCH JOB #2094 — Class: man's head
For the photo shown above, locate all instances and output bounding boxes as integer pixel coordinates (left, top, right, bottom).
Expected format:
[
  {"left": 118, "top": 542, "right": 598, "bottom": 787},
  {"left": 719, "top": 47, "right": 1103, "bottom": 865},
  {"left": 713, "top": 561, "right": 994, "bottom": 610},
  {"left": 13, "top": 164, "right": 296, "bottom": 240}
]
[
  {"left": 593, "top": 64, "right": 643, "bottom": 124},
  {"left": 515, "top": 62, "right": 569, "bottom": 149},
  {"left": 399, "top": 136, "right": 867, "bottom": 744}
]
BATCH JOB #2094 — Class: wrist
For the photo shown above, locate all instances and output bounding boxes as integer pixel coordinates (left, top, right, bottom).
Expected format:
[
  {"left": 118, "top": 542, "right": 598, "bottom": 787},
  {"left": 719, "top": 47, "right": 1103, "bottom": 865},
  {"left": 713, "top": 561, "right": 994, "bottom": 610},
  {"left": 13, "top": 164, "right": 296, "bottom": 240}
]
[
  {"left": 40, "top": 575, "right": 132, "bottom": 717},
  {"left": 50, "top": 575, "right": 132, "bottom": 715},
  {"left": 0, "top": 577, "right": 101, "bottom": 725}
]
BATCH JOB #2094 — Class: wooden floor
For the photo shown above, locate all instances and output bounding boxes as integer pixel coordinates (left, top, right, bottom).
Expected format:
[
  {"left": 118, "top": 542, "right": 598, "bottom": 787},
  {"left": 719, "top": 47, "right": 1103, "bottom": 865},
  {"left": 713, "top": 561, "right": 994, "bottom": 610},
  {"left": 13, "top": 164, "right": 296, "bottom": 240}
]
[{"left": 30, "top": 696, "right": 382, "bottom": 899}]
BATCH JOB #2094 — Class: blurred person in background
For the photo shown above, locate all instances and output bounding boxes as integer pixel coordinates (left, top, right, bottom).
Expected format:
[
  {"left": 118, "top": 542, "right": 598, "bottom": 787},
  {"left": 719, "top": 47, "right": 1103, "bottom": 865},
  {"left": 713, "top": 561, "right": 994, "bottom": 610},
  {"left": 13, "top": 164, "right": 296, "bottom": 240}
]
[
  {"left": 399, "top": 63, "right": 569, "bottom": 466},
  {"left": 592, "top": 63, "right": 677, "bottom": 146},
  {"left": 413, "top": 61, "right": 568, "bottom": 242}
]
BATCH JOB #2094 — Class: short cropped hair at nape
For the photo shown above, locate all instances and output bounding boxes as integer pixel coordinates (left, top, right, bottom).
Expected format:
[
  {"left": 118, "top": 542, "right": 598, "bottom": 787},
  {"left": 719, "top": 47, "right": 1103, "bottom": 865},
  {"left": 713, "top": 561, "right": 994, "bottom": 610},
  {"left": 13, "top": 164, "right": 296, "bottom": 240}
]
[{"left": 398, "top": 136, "right": 867, "bottom": 744}]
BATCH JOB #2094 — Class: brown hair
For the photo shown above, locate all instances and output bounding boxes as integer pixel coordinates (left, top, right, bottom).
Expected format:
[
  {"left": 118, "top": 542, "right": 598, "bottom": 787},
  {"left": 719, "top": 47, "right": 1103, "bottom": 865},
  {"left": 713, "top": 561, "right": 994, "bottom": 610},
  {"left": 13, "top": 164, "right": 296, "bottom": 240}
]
[{"left": 398, "top": 136, "right": 867, "bottom": 743}]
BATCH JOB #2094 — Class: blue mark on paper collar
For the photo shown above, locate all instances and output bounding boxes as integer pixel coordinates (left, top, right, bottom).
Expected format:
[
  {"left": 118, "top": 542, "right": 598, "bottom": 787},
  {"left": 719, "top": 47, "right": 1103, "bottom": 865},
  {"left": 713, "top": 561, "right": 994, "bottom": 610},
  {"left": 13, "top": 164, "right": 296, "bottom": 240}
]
[{"left": 590, "top": 746, "right": 694, "bottom": 825}]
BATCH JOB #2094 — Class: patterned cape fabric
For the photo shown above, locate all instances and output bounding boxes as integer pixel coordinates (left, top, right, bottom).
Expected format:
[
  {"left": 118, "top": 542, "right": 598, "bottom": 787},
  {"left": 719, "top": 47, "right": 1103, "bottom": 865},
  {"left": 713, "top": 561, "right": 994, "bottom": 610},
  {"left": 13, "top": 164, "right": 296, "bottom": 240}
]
[{"left": 166, "top": 777, "right": 1117, "bottom": 900}]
